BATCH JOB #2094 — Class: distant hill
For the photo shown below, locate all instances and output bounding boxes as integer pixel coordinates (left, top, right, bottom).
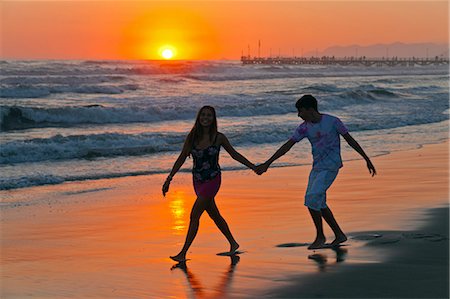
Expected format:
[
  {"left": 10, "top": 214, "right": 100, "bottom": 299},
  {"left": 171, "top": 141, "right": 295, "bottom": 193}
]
[{"left": 304, "top": 42, "right": 449, "bottom": 58}]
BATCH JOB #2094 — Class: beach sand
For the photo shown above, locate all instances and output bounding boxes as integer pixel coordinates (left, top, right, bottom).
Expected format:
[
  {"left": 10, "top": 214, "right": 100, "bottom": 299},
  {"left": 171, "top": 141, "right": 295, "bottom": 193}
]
[
  {"left": 267, "top": 206, "right": 449, "bottom": 298},
  {"left": 1, "top": 141, "right": 448, "bottom": 298}
]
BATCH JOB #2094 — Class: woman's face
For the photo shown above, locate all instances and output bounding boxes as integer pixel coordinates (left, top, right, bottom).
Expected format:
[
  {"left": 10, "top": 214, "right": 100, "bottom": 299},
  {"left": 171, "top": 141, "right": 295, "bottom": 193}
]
[{"left": 199, "top": 108, "right": 214, "bottom": 127}]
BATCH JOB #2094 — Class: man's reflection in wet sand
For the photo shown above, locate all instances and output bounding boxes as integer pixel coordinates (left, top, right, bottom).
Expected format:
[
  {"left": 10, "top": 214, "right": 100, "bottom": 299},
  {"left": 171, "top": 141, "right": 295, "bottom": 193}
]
[{"left": 308, "top": 246, "right": 348, "bottom": 272}]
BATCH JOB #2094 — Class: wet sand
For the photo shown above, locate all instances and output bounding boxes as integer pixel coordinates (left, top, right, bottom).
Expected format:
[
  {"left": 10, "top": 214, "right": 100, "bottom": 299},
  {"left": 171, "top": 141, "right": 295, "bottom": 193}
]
[
  {"left": 267, "top": 206, "right": 449, "bottom": 298},
  {"left": 1, "top": 141, "right": 448, "bottom": 298}
]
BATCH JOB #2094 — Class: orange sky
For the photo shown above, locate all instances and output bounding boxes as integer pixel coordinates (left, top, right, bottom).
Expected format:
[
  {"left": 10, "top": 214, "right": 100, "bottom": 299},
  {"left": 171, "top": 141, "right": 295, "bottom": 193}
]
[{"left": 1, "top": 1, "right": 448, "bottom": 60}]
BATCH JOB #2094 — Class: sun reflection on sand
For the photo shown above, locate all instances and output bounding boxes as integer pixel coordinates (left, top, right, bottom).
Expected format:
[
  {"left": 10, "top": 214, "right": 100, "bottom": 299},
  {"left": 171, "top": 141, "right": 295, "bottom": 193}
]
[{"left": 170, "top": 191, "right": 187, "bottom": 235}]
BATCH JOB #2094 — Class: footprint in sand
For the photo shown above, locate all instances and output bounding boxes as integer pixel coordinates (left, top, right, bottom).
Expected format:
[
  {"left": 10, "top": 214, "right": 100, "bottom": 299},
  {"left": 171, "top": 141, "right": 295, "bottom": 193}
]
[
  {"left": 368, "top": 236, "right": 401, "bottom": 245},
  {"left": 402, "top": 232, "right": 449, "bottom": 242},
  {"left": 352, "top": 233, "right": 402, "bottom": 245},
  {"left": 350, "top": 234, "right": 383, "bottom": 241}
]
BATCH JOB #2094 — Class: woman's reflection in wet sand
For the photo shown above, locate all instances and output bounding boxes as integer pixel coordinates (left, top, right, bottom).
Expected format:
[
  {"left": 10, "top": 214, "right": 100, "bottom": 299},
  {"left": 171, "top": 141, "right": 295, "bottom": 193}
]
[{"left": 170, "top": 254, "right": 240, "bottom": 298}]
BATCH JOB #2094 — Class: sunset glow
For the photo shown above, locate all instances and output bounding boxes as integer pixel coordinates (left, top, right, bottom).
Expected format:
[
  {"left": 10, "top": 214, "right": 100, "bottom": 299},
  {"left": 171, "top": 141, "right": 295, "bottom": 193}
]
[{"left": 1, "top": 1, "right": 448, "bottom": 60}]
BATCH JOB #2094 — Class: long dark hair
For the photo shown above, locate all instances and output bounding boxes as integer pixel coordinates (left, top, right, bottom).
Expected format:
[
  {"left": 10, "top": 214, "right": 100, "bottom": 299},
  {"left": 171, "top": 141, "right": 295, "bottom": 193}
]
[{"left": 187, "top": 106, "right": 218, "bottom": 150}]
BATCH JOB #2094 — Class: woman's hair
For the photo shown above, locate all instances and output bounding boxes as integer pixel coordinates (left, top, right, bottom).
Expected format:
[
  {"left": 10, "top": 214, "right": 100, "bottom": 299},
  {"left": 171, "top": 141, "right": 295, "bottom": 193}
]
[{"left": 187, "top": 106, "right": 218, "bottom": 150}]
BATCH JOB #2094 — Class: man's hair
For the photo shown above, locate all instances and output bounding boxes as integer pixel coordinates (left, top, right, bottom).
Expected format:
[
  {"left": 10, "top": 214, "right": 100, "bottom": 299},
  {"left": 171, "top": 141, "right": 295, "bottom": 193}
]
[{"left": 295, "top": 94, "right": 318, "bottom": 112}]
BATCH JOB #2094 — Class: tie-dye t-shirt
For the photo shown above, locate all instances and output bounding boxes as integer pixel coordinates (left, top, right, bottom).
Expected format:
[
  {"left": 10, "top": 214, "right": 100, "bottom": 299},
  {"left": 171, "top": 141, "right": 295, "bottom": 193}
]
[{"left": 290, "top": 114, "right": 349, "bottom": 170}]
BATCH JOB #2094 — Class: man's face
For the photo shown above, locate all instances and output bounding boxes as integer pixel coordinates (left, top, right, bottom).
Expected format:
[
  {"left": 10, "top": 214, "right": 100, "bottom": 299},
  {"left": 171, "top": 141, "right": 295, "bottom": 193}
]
[{"left": 297, "top": 107, "right": 313, "bottom": 121}]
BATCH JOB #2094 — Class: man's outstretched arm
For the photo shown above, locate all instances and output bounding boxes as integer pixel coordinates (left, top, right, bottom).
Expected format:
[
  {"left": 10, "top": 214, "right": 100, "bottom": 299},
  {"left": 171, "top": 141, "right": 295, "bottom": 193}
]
[
  {"left": 256, "top": 139, "right": 296, "bottom": 175},
  {"left": 343, "top": 133, "right": 376, "bottom": 176}
]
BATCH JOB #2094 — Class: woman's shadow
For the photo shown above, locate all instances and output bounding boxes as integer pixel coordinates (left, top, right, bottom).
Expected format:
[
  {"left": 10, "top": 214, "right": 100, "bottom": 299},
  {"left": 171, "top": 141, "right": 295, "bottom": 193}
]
[{"left": 171, "top": 254, "right": 240, "bottom": 298}]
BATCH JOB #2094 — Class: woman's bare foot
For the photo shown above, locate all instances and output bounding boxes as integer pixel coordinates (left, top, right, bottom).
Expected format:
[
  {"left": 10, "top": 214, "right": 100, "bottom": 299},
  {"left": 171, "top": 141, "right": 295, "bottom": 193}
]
[
  {"left": 229, "top": 242, "right": 240, "bottom": 254},
  {"left": 330, "top": 234, "right": 347, "bottom": 246},
  {"left": 308, "top": 236, "right": 326, "bottom": 250},
  {"left": 170, "top": 253, "right": 187, "bottom": 262}
]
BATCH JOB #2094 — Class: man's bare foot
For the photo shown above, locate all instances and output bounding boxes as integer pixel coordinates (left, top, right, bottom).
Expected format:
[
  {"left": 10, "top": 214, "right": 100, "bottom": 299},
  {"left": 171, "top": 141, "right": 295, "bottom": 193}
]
[
  {"left": 170, "top": 253, "right": 187, "bottom": 262},
  {"left": 308, "top": 237, "right": 326, "bottom": 250},
  {"left": 330, "top": 234, "right": 347, "bottom": 247}
]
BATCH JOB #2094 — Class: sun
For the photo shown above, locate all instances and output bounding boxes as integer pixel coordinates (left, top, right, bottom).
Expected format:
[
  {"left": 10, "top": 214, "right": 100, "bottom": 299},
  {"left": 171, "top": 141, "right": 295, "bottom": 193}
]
[
  {"left": 162, "top": 49, "right": 174, "bottom": 59},
  {"left": 159, "top": 46, "right": 177, "bottom": 60}
]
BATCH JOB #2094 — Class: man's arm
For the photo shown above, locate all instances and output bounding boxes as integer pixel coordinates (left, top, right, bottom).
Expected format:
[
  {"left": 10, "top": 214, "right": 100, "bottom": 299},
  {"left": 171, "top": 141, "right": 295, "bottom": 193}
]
[
  {"left": 343, "top": 133, "right": 376, "bottom": 176},
  {"left": 255, "top": 139, "right": 296, "bottom": 175}
]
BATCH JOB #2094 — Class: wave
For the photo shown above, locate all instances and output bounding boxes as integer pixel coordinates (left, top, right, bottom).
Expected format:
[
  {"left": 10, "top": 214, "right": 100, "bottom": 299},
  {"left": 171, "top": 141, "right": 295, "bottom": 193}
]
[
  {"left": 301, "top": 83, "right": 343, "bottom": 93},
  {"left": 157, "top": 77, "right": 187, "bottom": 84},
  {"left": 2, "top": 120, "right": 449, "bottom": 191},
  {"left": 0, "top": 96, "right": 299, "bottom": 130},
  {"left": 3, "top": 60, "right": 447, "bottom": 79},
  {"left": 336, "top": 84, "right": 401, "bottom": 101},
  {"left": 0, "top": 60, "right": 234, "bottom": 77},
  {"left": 0, "top": 131, "right": 183, "bottom": 164},
  {"left": 0, "top": 162, "right": 301, "bottom": 191},
  {"left": 0, "top": 75, "right": 126, "bottom": 85},
  {"left": 0, "top": 84, "right": 139, "bottom": 98},
  {"left": 0, "top": 171, "right": 156, "bottom": 191},
  {"left": 0, "top": 105, "right": 177, "bottom": 130},
  {"left": 8, "top": 136, "right": 149, "bottom": 165},
  {"left": 1, "top": 82, "right": 445, "bottom": 132},
  {"left": 182, "top": 65, "right": 449, "bottom": 82},
  {"left": 4, "top": 110, "right": 449, "bottom": 165},
  {"left": 0, "top": 124, "right": 296, "bottom": 164}
]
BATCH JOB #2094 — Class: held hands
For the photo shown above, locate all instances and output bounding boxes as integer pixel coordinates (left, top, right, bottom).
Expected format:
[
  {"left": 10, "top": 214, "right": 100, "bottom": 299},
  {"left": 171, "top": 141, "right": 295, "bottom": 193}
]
[
  {"left": 255, "top": 162, "right": 269, "bottom": 175},
  {"left": 248, "top": 163, "right": 269, "bottom": 175},
  {"left": 248, "top": 161, "right": 269, "bottom": 175}
]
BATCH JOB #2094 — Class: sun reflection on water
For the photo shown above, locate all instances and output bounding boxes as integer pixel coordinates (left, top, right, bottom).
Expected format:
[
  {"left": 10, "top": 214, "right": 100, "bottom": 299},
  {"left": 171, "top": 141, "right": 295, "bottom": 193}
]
[{"left": 170, "top": 191, "right": 187, "bottom": 235}]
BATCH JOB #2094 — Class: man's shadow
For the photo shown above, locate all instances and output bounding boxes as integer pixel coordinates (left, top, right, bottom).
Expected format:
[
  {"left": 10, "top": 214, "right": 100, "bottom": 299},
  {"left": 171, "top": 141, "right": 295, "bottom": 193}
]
[
  {"left": 171, "top": 254, "right": 240, "bottom": 298},
  {"left": 308, "top": 246, "right": 348, "bottom": 272}
]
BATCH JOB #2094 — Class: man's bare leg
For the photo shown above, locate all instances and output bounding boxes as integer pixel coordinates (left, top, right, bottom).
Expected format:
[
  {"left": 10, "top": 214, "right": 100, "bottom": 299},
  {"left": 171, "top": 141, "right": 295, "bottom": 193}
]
[
  {"left": 308, "top": 208, "right": 326, "bottom": 249},
  {"left": 321, "top": 207, "right": 347, "bottom": 246}
]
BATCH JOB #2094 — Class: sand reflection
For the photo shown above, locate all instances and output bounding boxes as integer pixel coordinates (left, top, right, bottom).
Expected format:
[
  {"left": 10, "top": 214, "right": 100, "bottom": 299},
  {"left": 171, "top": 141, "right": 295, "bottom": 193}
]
[{"left": 171, "top": 255, "right": 240, "bottom": 298}]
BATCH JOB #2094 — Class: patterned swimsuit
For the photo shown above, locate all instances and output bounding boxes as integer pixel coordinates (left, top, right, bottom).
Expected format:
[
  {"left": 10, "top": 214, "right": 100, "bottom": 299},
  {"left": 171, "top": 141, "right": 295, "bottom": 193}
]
[
  {"left": 191, "top": 135, "right": 222, "bottom": 198},
  {"left": 191, "top": 137, "right": 221, "bottom": 183}
]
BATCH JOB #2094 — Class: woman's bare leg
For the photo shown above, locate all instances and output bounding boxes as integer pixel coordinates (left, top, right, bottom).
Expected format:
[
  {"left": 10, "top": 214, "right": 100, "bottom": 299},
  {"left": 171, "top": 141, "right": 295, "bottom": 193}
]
[
  {"left": 206, "top": 199, "right": 239, "bottom": 252},
  {"left": 170, "top": 196, "right": 210, "bottom": 261}
]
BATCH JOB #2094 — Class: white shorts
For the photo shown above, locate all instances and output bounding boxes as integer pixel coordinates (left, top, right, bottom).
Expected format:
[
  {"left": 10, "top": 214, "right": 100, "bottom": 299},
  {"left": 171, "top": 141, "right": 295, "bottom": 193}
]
[{"left": 304, "top": 169, "right": 339, "bottom": 211}]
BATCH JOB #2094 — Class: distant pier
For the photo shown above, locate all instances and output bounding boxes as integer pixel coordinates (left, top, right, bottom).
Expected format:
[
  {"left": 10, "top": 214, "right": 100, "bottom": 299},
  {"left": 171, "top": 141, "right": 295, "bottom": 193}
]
[{"left": 241, "top": 56, "right": 449, "bottom": 66}]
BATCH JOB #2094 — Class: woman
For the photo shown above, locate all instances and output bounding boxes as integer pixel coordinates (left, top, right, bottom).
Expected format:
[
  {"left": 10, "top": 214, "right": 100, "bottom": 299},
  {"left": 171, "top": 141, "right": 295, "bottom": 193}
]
[{"left": 163, "top": 106, "right": 255, "bottom": 262}]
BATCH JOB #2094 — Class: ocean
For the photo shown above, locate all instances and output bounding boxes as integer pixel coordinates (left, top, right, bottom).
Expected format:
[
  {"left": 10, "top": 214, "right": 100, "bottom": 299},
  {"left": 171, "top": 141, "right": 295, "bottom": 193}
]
[{"left": 1, "top": 60, "right": 448, "bottom": 191}]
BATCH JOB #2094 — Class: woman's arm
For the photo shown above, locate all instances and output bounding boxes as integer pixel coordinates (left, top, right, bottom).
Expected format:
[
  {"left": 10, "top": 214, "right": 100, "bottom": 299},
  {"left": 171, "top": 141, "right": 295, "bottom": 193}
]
[
  {"left": 162, "top": 135, "right": 192, "bottom": 196},
  {"left": 343, "top": 133, "right": 376, "bottom": 176},
  {"left": 219, "top": 133, "right": 255, "bottom": 170}
]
